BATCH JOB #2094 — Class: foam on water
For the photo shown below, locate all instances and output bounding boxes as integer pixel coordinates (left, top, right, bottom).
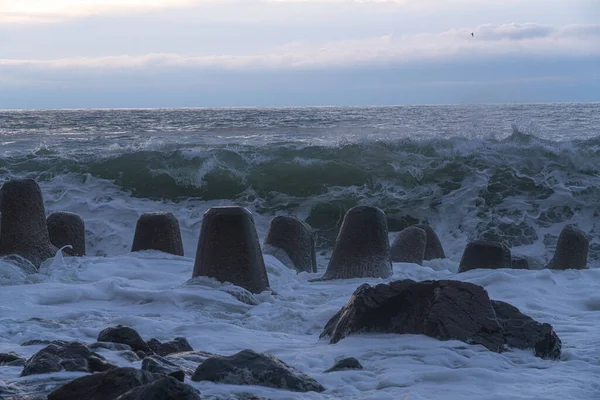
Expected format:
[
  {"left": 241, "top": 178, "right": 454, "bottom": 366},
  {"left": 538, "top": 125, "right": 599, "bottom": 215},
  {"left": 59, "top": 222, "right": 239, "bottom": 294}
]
[{"left": 1, "top": 253, "right": 599, "bottom": 399}]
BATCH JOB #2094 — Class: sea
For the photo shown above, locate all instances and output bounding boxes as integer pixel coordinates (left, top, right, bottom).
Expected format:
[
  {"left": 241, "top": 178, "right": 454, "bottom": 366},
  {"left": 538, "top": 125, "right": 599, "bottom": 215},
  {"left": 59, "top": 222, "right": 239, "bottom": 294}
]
[{"left": 1, "top": 104, "right": 599, "bottom": 399}]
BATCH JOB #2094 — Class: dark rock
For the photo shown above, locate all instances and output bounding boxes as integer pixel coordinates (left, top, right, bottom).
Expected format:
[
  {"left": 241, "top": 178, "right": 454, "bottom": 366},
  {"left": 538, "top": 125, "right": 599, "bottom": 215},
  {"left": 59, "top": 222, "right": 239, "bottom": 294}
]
[
  {"left": 414, "top": 224, "right": 446, "bottom": 260},
  {"left": 21, "top": 342, "right": 112, "bottom": 377},
  {"left": 0, "top": 179, "right": 57, "bottom": 268},
  {"left": 263, "top": 216, "right": 317, "bottom": 273},
  {"left": 46, "top": 211, "right": 86, "bottom": 256},
  {"left": 511, "top": 256, "right": 530, "bottom": 270},
  {"left": 546, "top": 225, "right": 589, "bottom": 270},
  {"left": 98, "top": 325, "right": 151, "bottom": 354},
  {"left": 390, "top": 226, "right": 427, "bottom": 265},
  {"left": 322, "top": 280, "right": 561, "bottom": 359},
  {"left": 47, "top": 367, "right": 158, "bottom": 400},
  {"left": 0, "top": 352, "right": 25, "bottom": 366},
  {"left": 168, "top": 370, "right": 185, "bottom": 382},
  {"left": 89, "top": 342, "right": 133, "bottom": 352},
  {"left": 492, "top": 300, "right": 562, "bottom": 360},
  {"left": 459, "top": 240, "right": 511, "bottom": 273},
  {"left": 131, "top": 212, "right": 183, "bottom": 256},
  {"left": 142, "top": 355, "right": 185, "bottom": 380},
  {"left": 118, "top": 350, "right": 141, "bottom": 362},
  {"left": 146, "top": 337, "right": 193, "bottom": 357},
  {"left": 319, "top": 206, "right": 392, "bottom": 280},
  {"left": 115, "top": 377, "right": 200, "bottom": 400},
  {"left": 191, "top": 349, "right": 325, "bottom": 393},
  {"left": 324, "top": 357, "right": 363, "bottom": 373},
  {"left": 193, "top": 207, "right": 270, "bottom": 294},
  {"left": 224, "top": 288, "right": 259, "bottom": 305},
  {"left": 321, "top": 280, "right": 505, "bottom": 352},
  {"left": 21, "top": 339, "right": 68, "bottom": 347}
]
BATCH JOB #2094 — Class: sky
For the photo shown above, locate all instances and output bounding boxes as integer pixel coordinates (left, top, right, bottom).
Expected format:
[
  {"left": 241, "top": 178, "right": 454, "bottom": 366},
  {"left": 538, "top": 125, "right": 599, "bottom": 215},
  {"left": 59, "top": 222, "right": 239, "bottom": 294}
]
[{"left": 0, "top": 0, "right": 599, "bottom": 108}]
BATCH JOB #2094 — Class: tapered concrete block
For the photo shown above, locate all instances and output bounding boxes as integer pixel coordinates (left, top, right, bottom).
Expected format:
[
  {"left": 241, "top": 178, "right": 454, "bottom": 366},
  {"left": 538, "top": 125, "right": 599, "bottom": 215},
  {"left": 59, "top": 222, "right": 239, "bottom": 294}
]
[
  {"left": 263, "top": 216, "right": 317, "bottom": 273},
  {"left": 320, "top": 206, "right": 392, "bottom": 280},
  {"left": 0, "top": 179, "right": 57, "bottom": 268},
  {"left": 546, "top": 225, "right": 588, "bottom": 270},
  {"left": 193, "top": 207, "right": 270, "bottom": 293},
  {"left": 391, "top": 226, "right": 427, "bottom": 265},
  {"left": 47, "top": 212, "right": 86, "bottom": 256},
  {"left": 459, "top": 240, "right": 511, "bottom": 273},
  {"left": 131, "top": 212, "right": 183, "bottom": 256}
]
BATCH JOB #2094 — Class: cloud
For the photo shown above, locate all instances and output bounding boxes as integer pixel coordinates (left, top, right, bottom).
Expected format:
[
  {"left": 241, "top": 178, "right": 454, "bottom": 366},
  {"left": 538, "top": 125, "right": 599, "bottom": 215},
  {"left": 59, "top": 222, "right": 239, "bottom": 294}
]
[{"left": 1, "top": 23, "right": 598, "bottom": 71}]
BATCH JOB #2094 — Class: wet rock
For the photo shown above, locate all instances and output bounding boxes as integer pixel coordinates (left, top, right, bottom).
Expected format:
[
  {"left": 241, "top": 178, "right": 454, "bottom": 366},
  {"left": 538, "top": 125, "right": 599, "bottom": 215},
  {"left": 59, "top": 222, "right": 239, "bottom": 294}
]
[
  {"left": 459, "top": 240, "right": 511, "bottom": 272},
  {"left": 263, "top": 216, "right": 317, "bottom": 273},
  {"left": 89, "top": 342, "right": 133, "bottom": 352},
  {"left": 118, "top": 350, "right": 141, "bottom": 362},
  {"left": 131, "top": 212, "right": 184, "bottom": 256},
  {"left": 146, "top": 337, "right": 193, "bottom": 357},
  {"left": 98, "top": 325, "right": 152, "bottom": 354},
  {"left": 324, "top": 357, "right": 363, "bottom": 373},
  {"left": 115, "top": 376, "right": 201, "bottom": 400},
  {"left": 46, "top": 211, "right": 86, "bottom": 257},
  {"left": 0, "top": 352, "right": 26, "bottom": 366},
  {"left": 142, "top": 355, "right": 185, "bottom": 380},
  {"left": 47, "top": 367, "right": 158, "bottom": 400},
  {"left": 21, "top": 339, "right": 68, "bottom": 347},
  {"left": 492, "top": 300, "right": 561, "bottom": 360},
  {"left": 193, "top": 207, "right": 271, "bottom": 294},
  {"left": 0, "top": 179, "right": 57, "bottom": 268},
  {"left": 321, "top": 279, "right": 561, "bottom": 359},
  {"left": 319, "top": 206, "right": 392, "bottom": 280},
  {"left": 414, "top": 224, "right": 446, "bottom": 260},
  {"left": 511, "top": 256, "right": 530, "bottom": 270},
  {"left": 224, "top": 288, "right": 259, "bottom": 305},
  {"left": 21, "top": 342, "right": 114, "bottom": 377},
  {"left": 191, "top": 349, "right": 325, "bottom": 393},
  {"left": 390, "top": 226, "right": 427, "bottom": 265},
  {"left": 546, "top": 225, "right": 589, "bottom": 270}
]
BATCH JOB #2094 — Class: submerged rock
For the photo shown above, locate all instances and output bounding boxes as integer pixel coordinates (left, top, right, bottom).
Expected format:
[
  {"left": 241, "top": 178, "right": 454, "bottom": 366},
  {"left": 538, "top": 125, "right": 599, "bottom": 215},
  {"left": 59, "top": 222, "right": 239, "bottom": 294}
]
[
  {"left": 321, "top": 279, "right": 561, "bottom": 359},
  {"left": 459, "top": 240, "right": 511, "bottom": 272},
  {"left": 142, "top": 355, "right": 185, "bottom": 381},
  {"left": 325, "top": 357, "right": 363, "bottom": 373},
  {"left": 0, "top": 352, "right": 25, "bottom": 366},
  {"left": 131, "top": 212, "right": 184, "bottom": 256},
  {"left": 21, "top": 341, "right": 114, "bottom": 377},
  {"left": 115, "top": 376, "right": 201, "bottom": 400},
  {"left": 390, "top": 226, "right": 427, "bottom": 265},
  {"left": 47, "top": 367, "right": 158, "bottom": 400},
  {"left": 414, "top": 224, "right": 446, "bottom": 260},
  {"left": 546, "top": 225, "right": 589, "bottom": 270},
  {"left": 191, "top": 349, "right": 325, "bottom": 393},
  {"left": 0, "top": 179, "right": 57, "bottom": 268},
  {"left": 97, "top": 325, "right": 152, "bottom": 354},
  {"left": 47, "top": 211, "right": 86, "bottom": 256},
  {"left": 263, "top": 215, "right": 317, "bottom": 273},
  {"left": 319, "top": 206, "right": 392, "bottom": 280},
  {"left": 146, "top": 337, "right": 193, "bottom": 357},
  {"left": 511, "top": 256, "right": 530, "bottom": 270},
  {"left": 193, "top": 207, "right": 270, "bottom": 294}
]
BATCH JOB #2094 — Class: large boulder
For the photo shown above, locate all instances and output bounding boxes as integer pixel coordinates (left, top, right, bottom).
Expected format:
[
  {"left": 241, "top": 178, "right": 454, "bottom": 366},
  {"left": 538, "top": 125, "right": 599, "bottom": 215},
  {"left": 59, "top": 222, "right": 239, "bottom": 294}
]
[
  {"left": 98, "top": 326, "right": 152, "bottom": 354},
  {"left": 0, "top": 179, "right": 57, "bottom": 268},
  {"left": 47, "top": 367, "right": 158, "bottom": 400},
  {"left": 47, "top": 211, "right": 86, "bottom": 256},
  {"left": 319, "top": 206, "right": 392, "bottom": 280},
  {"left": 193, "top": 207, "right": 270, "bottom": 294},
  {"left": 115, "top": 377, "right": 201, "bottom": 400},
  {"left": 459, "top": 240, "right": 511, "bottom": 273},
  {"left": 390, "top": 226, "right": 427, "bottom": 265},
  {"left": 546, "top": 225, "right": 589, "bottom": 270},
  {"left": 414, "top": 224, "right": 446, "bottom": 260},
  {"left": 491, "top": 300, "right": 561, "bottom": 359},
  {"left": 321, "top": 280, "right": 561, "bottom": 359},
  {"left": 191, "top": 349, "right": 325, "bottom": 393},
  {"left": 131, "top": 212, "right": 184, "bottom": 256},
  {"left": 21, "top": 341, "right": 114, "bottom": 377},
  {"left": 263, "top": 216, "right": 317, "bottom": 273}
]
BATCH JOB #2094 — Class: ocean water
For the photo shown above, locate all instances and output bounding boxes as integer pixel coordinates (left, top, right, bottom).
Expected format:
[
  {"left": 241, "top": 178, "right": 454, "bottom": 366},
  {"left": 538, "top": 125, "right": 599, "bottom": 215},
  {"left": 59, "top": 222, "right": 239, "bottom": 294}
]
[{"left": 1, "top": 104, "right": 600, "bottom": 399}]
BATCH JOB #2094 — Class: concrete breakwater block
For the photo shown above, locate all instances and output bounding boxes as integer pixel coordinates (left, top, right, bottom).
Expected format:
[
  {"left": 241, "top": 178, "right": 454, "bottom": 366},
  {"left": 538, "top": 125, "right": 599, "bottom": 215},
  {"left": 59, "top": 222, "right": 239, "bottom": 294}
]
[
  {"left": 193, "top": 207, "right": 270, "bottom": 294},
  {"left": 131, "top": 212, "right": 184, "bottom": 256},
  {"left": 263, "top": 215, "right": 317, "bottom": 273}
]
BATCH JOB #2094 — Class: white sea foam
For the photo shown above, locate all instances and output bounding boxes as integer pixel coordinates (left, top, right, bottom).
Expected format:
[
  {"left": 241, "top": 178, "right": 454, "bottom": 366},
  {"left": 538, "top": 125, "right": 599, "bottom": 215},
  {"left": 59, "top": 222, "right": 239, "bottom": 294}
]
[{"left": 1, "top": 251, "right": 599, "bottom": 399}]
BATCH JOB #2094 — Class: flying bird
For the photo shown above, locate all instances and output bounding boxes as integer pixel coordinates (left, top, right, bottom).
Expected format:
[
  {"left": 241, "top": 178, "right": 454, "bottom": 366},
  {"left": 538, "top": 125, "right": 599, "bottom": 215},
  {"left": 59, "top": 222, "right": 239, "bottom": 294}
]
[{"left": 471, "top": 32, "right": 474, "bottom": 37}]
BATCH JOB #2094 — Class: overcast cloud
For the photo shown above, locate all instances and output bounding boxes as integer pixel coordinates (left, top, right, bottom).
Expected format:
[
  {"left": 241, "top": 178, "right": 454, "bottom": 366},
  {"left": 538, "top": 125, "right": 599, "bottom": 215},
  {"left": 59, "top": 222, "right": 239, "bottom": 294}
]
[{"left": 0, "top": 0, "right": 598, "bottom": 108}]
